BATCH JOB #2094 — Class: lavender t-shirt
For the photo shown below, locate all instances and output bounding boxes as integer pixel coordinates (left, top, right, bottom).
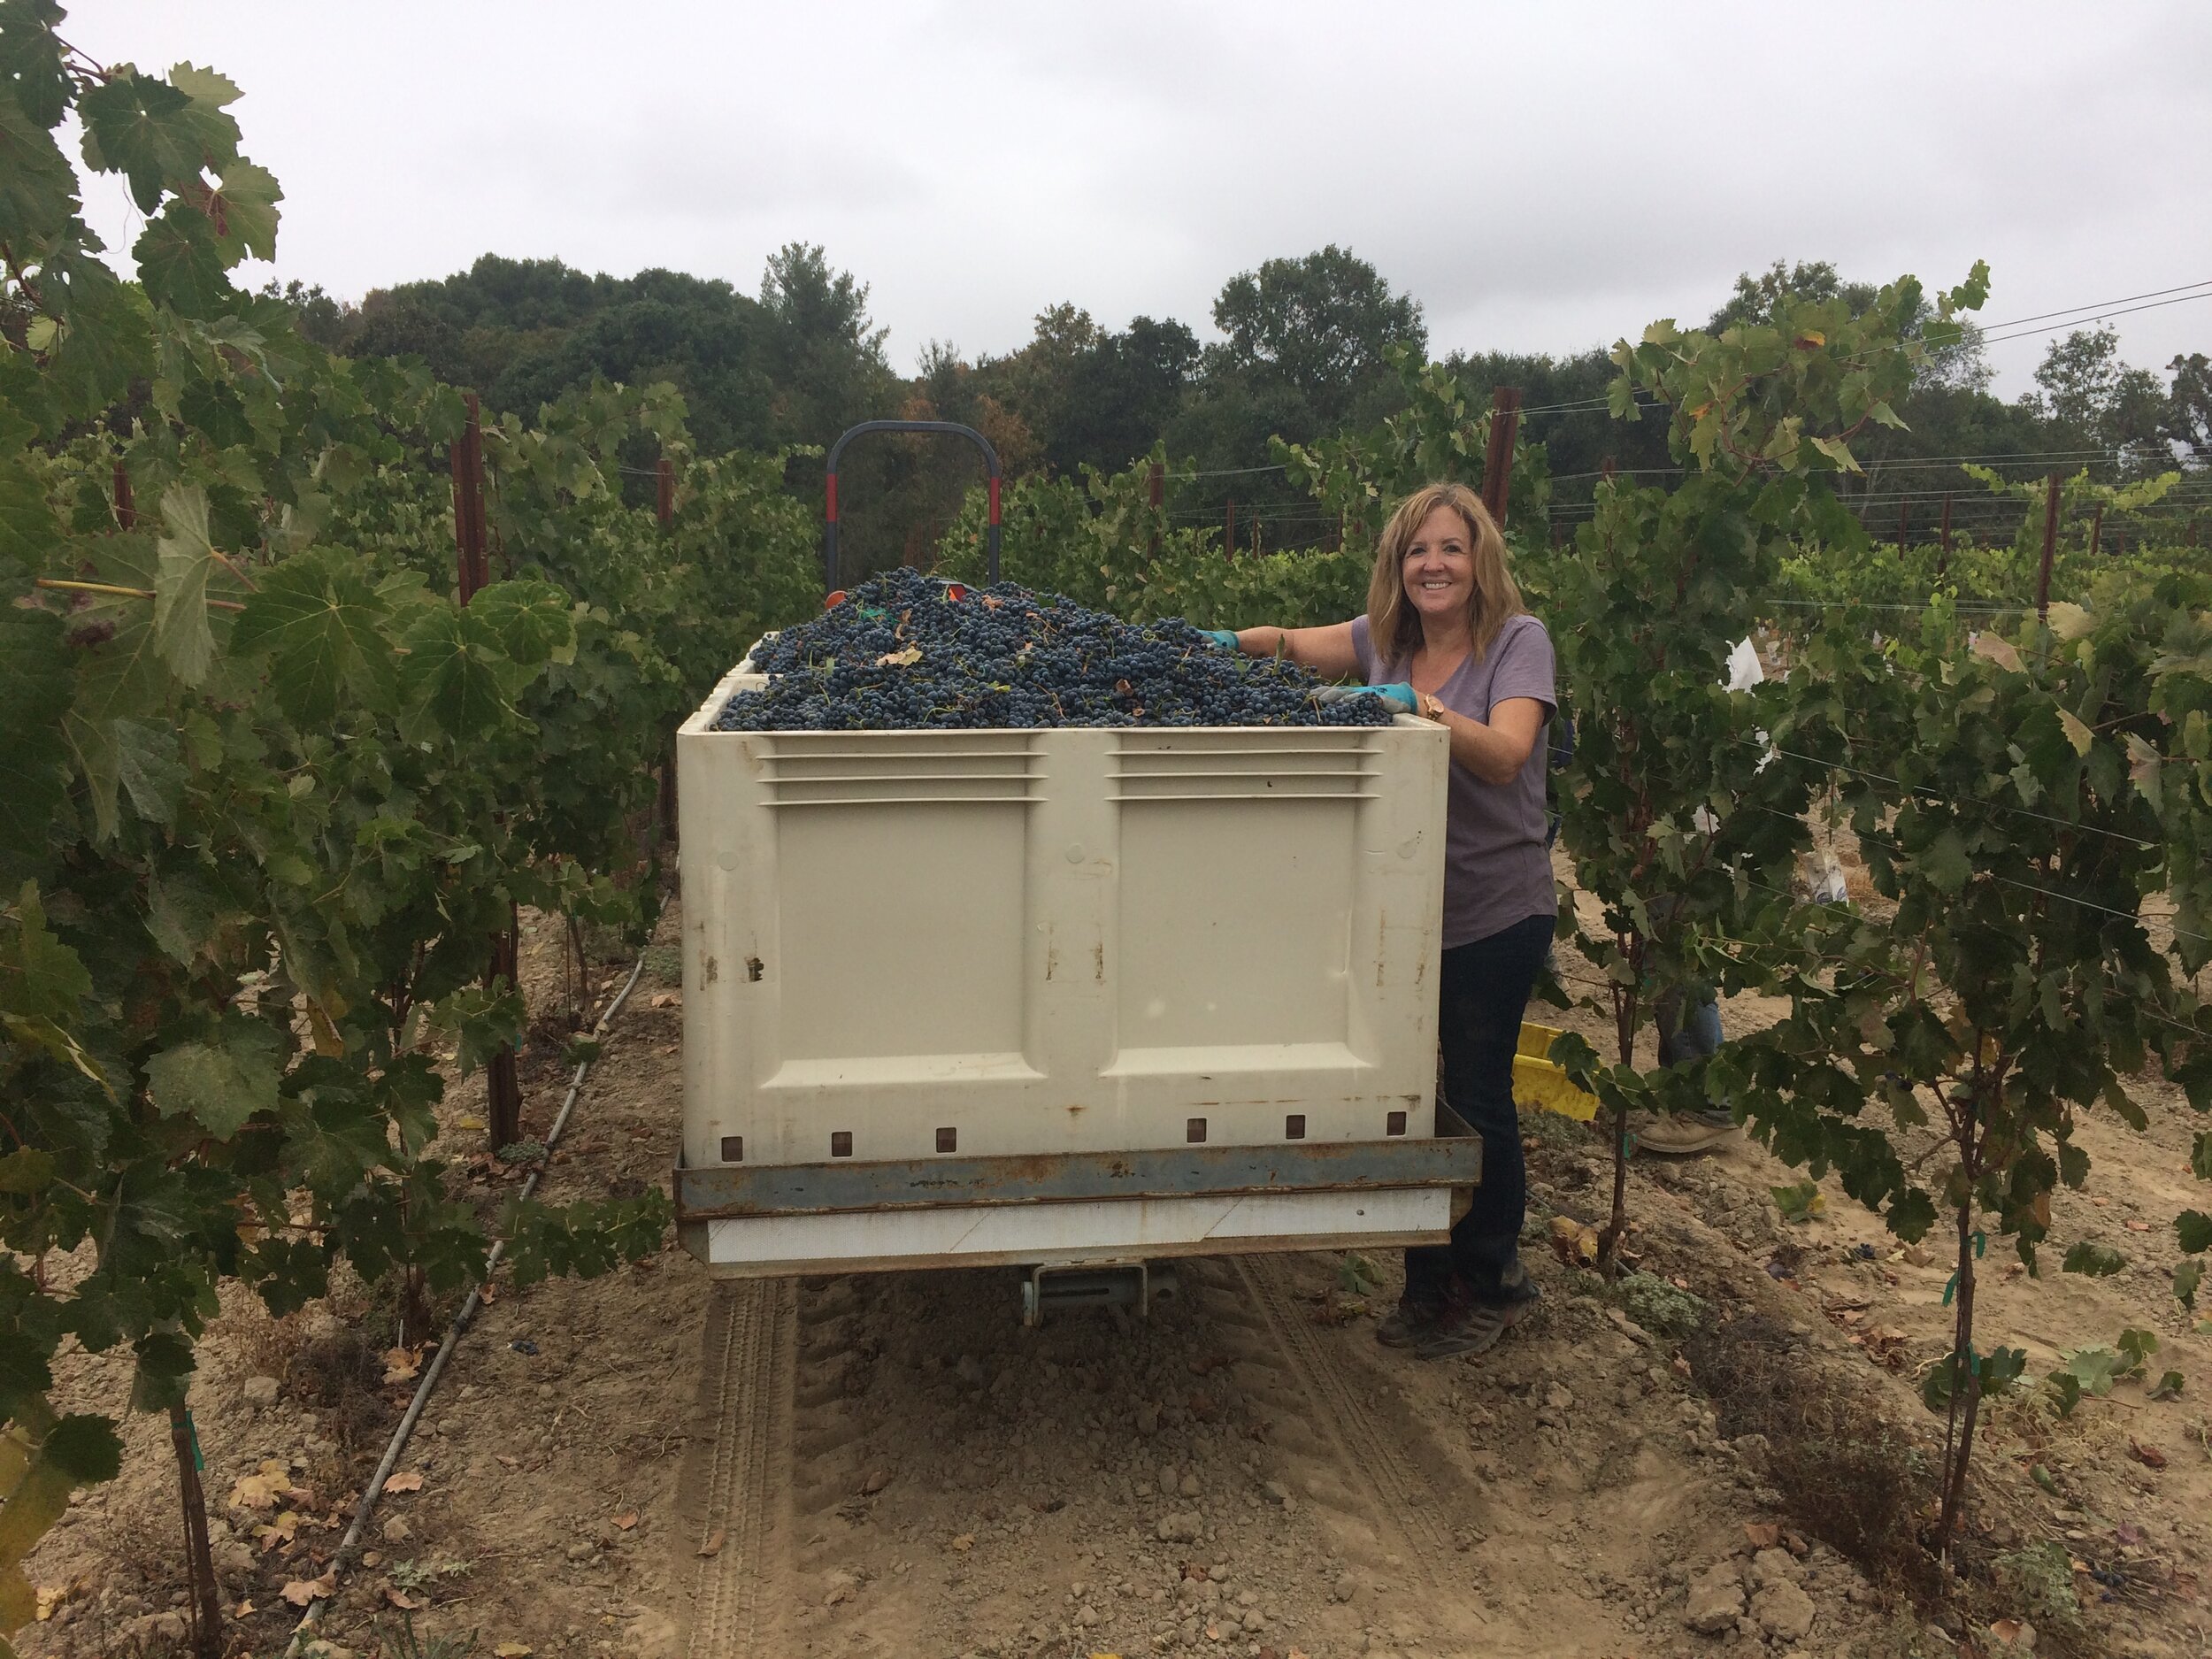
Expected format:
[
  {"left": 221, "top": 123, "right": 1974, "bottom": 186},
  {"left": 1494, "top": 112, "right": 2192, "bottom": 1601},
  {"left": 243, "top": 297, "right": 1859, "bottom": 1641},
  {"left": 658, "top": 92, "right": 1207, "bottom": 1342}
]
[{"left": 1352, "top": 611, "right": 1557, "bottom": 949}]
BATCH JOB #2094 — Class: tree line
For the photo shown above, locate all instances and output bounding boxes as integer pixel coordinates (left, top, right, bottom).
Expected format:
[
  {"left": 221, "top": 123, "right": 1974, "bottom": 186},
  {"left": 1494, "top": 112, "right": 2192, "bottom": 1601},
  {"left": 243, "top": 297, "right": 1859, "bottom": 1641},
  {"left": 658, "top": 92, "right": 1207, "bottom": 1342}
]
[{"left": 278, "top": 247, "right": 2212, "bottom": 568}]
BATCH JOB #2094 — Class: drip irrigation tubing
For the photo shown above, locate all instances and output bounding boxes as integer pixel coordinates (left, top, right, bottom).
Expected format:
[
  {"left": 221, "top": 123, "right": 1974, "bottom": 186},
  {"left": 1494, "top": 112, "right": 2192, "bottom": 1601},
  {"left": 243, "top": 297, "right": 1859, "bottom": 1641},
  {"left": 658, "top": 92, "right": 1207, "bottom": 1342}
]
[{"left": 283, "top": 946, "right": 655, "bottom": 1655}]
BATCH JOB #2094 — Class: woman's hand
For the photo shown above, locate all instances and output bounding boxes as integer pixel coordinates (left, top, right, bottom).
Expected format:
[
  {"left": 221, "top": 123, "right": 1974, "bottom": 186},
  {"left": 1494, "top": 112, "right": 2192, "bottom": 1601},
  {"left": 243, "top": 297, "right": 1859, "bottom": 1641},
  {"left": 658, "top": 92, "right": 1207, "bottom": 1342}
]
[
  {"left": 1312, "top": 682, "right": 1415, "bottom": 713},
  {"left": 1232, "top": 621, "right": 1361, "bottom": 678}
]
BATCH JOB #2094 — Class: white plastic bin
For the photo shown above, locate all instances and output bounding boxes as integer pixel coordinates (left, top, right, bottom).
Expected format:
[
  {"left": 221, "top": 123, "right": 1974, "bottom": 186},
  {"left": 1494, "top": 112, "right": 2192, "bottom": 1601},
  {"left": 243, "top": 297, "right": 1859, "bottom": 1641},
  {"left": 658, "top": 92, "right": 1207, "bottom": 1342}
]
[{"left": 672, "top": 661, "right": 1473, "bottom": 1277}]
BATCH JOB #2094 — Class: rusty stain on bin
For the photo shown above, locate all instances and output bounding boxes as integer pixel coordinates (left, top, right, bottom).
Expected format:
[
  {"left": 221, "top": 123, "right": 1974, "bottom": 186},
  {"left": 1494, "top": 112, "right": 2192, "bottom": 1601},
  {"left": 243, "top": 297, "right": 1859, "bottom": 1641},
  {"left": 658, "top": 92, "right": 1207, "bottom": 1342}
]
[{"left": 674, "top": 1135, "right": 1482, "bottom": 1221}]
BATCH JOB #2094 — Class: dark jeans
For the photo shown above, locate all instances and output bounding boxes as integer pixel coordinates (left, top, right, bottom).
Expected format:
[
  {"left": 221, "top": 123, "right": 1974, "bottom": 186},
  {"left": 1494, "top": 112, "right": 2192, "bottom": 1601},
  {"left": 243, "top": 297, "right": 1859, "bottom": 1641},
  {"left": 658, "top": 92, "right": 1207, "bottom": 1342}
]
[{"left": 1403, "top": 910, "right": 1553, "bottom": 1304}]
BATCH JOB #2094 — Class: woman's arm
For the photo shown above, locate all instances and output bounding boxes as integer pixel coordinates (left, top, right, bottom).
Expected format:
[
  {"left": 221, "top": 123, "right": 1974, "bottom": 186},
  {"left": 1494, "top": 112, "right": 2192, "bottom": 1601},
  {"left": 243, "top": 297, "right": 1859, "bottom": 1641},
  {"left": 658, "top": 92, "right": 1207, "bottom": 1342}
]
[
  {"left": 1233, "top": 621, "right": 1361, "bottom": 679},
  {"left": 1430, "top": 695, "right": 1548, "bottom": 786}
]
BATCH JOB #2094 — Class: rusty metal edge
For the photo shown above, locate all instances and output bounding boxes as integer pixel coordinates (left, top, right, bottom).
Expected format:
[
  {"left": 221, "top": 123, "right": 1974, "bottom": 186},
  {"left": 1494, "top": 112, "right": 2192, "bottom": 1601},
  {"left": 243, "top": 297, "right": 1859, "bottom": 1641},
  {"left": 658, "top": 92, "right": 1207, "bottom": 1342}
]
[{"left": 672, "top": 1134, "right": 1483, "bottom": 1220}]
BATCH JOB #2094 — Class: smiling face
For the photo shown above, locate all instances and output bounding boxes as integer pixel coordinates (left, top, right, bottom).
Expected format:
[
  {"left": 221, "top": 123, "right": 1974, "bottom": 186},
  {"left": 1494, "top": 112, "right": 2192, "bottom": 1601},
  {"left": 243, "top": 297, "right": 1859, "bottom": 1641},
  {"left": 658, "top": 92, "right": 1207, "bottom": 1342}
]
[{"left": 1401, "top": 502, "right": 1478, "bottom": 626}]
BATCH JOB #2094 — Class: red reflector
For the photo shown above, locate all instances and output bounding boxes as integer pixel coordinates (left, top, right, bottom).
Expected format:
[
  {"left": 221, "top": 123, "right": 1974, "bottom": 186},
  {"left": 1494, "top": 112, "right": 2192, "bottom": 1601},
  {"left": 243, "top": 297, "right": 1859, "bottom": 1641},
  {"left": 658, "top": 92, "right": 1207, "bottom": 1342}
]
[
  {"left": 944, "top": 582, "right": 967, "bottom": 602},
  {"left": 825, "top": 589, "right": 848, "bottom": 609}
]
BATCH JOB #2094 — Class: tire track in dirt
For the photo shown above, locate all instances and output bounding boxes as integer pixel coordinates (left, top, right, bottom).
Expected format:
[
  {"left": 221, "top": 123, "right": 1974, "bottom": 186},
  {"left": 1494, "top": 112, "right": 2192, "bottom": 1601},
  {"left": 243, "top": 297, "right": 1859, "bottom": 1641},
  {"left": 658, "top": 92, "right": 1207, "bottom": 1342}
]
[
  {"left": 1230, "top": 1255, "right": 1458, "bottom": 1576},
  {"left": 682, "top": 1276, "right": 797, "bottom": 1659}
]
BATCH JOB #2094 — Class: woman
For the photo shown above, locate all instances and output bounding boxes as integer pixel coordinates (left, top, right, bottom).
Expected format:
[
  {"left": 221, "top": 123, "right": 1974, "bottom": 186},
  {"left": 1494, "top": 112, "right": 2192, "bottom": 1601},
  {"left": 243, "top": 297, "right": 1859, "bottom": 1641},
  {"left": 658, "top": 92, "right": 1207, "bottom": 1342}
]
[{"left": 1214, "top": 481, "right": 1556, "bottom": 1359}]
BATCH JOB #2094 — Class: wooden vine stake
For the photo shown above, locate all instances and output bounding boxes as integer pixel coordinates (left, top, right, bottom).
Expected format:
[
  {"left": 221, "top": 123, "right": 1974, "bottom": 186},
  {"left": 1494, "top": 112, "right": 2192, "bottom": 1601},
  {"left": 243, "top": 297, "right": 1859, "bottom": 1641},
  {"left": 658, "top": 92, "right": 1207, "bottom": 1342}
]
[
  {"left": 451, "top": 393, "right": 526, "bottom": 1149},
  {"left": 167, "top": 1403, "right": 223, "bottom": 1659},
  {"left": 2036, "top": 471, "right": 2062, "bottom": 624},
  {"left": 1479, "top": 388, "right": 1522, "bottom": 530}
]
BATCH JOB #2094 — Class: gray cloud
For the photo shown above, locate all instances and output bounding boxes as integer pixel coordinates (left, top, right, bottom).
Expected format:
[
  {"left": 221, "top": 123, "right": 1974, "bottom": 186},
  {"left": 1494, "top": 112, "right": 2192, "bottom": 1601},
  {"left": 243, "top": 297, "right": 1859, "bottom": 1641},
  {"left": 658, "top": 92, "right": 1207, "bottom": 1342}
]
[{"left": 67, "top": 1, "right": 2212, "bottom": 393}]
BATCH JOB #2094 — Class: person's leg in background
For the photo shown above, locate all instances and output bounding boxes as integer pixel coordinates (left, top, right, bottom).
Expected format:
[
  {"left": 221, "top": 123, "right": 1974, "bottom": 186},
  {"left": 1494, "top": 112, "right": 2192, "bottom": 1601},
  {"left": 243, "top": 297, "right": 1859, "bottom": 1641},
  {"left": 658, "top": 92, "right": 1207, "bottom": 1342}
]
[{"left": 1636, "top": 984, "right": 1738, "bottom": 1156}]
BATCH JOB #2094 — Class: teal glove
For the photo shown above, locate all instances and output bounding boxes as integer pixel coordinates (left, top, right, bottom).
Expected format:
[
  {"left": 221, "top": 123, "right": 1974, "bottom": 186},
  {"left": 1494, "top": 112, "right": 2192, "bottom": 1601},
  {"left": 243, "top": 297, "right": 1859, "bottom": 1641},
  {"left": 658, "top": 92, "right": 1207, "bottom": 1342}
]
[
  {"left": 1201, "top": 628, "right": 1240, "bottom": 649},
  {"left": 1314, "top": 682, "right": 1416, "bottom": 712}
]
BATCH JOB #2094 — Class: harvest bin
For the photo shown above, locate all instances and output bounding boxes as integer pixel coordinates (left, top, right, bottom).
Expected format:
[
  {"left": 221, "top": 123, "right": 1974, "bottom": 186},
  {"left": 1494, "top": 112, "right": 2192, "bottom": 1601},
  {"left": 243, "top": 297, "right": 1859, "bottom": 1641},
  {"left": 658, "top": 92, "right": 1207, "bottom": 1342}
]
[{"left": 672, "top": 658, "right": 1478, "bottom": 1280}]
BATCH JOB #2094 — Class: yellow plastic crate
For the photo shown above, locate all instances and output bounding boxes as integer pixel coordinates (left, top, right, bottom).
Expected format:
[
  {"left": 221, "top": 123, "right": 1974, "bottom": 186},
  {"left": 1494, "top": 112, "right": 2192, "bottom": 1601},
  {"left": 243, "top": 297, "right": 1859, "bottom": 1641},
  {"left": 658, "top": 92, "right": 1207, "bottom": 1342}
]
[{"left": 1512, "top": 1023, "right": 1598, "bottom": 1121}]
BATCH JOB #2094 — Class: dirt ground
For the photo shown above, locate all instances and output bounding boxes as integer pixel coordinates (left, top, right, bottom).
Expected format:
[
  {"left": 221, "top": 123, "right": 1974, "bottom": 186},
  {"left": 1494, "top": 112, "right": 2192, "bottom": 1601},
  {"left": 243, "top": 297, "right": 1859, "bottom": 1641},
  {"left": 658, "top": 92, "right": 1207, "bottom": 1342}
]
[{"left": 17, "top": 864, "right": 2212, "bottom": 1659}]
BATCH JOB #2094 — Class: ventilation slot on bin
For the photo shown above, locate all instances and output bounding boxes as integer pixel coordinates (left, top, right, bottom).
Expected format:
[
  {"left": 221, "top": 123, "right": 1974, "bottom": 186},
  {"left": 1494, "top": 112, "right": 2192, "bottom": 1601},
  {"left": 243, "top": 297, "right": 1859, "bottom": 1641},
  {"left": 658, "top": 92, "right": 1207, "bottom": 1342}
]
[
  {"left": 1110, "top": 731, "right": 1380, "bottom": 802},
  {"left": 757, "top": 733, "right": 1041, "bottom": 809}
]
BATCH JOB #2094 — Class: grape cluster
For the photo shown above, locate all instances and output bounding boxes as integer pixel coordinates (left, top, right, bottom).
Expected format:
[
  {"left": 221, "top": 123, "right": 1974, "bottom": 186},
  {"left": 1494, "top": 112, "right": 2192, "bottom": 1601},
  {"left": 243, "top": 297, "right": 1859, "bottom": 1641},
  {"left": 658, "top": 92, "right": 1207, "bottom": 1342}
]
[{"left": 712, "top": 569, "right": 1394, "bottom": 732}]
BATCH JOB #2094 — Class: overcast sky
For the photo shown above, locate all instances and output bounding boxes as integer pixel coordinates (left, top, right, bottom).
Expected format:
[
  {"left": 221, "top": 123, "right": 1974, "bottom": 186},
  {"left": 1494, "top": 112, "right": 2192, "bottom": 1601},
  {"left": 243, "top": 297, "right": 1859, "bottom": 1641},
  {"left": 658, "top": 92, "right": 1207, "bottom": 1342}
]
[{"left": 65, "top": 2, "right": 2212, "bottom": 399}]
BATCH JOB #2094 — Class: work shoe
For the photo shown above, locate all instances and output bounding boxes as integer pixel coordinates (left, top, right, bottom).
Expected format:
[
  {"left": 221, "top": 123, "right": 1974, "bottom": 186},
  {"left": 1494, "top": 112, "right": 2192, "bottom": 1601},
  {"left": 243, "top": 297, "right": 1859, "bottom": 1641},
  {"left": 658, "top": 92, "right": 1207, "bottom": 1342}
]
[
  {"left": 1375, "top": 1293, "right": 1446, "bottom": 1348},
  {"left": 1415, "top": 1261, "right": 1540, "bottom": 1360},
  {"left": 1415, "top": 1284, "right": 1540, "bottom": 1361},
  {"left": 1630, "top": 1108, "right": 1740, "bottom": 1156}
]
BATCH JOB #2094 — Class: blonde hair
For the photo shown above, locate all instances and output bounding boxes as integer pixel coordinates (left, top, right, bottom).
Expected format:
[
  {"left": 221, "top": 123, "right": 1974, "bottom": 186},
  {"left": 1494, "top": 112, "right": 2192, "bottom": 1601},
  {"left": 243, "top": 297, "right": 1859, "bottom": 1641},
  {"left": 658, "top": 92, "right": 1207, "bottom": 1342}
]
[{"left": 1363, "top": 482, "right": 1525, "bottom": 666}]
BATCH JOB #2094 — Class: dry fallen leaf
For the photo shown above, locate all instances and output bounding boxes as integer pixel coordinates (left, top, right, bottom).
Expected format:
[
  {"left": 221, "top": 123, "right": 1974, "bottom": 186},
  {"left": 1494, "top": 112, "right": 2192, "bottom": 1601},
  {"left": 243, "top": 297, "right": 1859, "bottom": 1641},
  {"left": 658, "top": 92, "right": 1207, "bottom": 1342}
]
[
  {"left": 695, "top": 1529, "right": 725, "bottom": 1558},
  {"left": 1991, "top": 1617, "right": 2026, "bottom": 1644},
  {"left": 613, "top": 1510, "right": 640, "bottom": 1531},
  {"left": 949, "top": 1533, "right": 974, "bottom": 1552},
  {"left": 255, "top": 1512, "right": 300, "bottom": 1551},
  {"left": 1548, "top": 1214, "right": 1599, "bottom": 1267},
  {"left": 382, "top": 1471, "right": 424, "bottom": 1494},
  {"left": 227, "top": 1459, "right": 294, "bottom": 1510},
  {"left": 1743, "top": 1523, "right": 1781, "bottom": 1550},
  {"left": 232, "top": 1600, "right": 256, "bottom": 1617},
  {"left": 2130, "top": 1439, "right": 2169, "bottom": 1471},
  {"left": 384, "top": 1586, "right": 424, "bottom": 1611},
  {"left": 2124, "top": 1219, "right": 2152, "bottom": 1233},
  {"left": 649, "top": 991, "right": 680, "bottom": 1008},
  {"left": 34, "top": 1586, "right": 64, "bottom": 1622},
  {"left": 380, "top": 1347, "right": 422, "bottom": 1386},
  {"left": 280, "top": 1571, "right": 336, "bottom": 1608},
  {"left": 495, "top": 1646, "right": 534, "bottom": 1658}
]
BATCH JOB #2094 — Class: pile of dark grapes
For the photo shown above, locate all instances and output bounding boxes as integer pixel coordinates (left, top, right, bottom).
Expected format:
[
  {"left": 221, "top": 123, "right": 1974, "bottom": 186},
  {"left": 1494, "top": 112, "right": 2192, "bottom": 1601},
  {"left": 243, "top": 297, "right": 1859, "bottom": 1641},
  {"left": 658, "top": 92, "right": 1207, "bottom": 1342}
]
[{"left": 711, "top": 568, "right": 1394, "bottom": 732}]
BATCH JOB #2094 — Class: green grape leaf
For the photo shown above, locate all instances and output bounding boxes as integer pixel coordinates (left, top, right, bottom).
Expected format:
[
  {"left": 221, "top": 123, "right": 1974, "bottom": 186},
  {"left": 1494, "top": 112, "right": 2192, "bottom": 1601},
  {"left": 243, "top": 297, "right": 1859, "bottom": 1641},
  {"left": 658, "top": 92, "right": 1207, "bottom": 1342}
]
[
  {"left": 1809, "top": 434, "right": 1860, "bottom": 473},
  {"left": 467, "top": 580, "right": 576, "bottom": 669},
  {"left": 0, "top": 1148, "right": 55, "bottom": 1194},
  {"left": 38, "top": 254, "right": 157, "bottom": 423},
  {"left": 399, "top": 604, "right": 513, "bottom": 735},
  {"left": 2179, "top": 1210, "right": 2212, "bottom": 1255},
  {"left": 0, "top": 6, "right": 71, "bottom": 131},
  {"left": 2045, "top": 1371, "right": 2082, "bottom": 1417},
  {"left": 2062, "top": 1240, "right": 2127, "bottom": 1277},
  {"left": 202, "top": 157, "right": 280, "bottom": 264},
  {"left": 74, "top": 68, "right": 198, "bottom": 213},
  {"left": 2191, "top": 1131, "right": 2212, "bottom": 1184},
  {"left": 231, "top": 546, "right": 397, "bottom": 724},
  {"left": 1919, "top": 826, "right": 1970, "bottom": 895},
  {"left": 112, "top": 718, "right": 188, "bottom": 826},
  {"left": 2060, "top": 1346, "right": 2124, "bottom": 1396},
  {"left": 2176, "top": 1260, "right": 2203, "bottom": 1312},
  {"left": 144, "top": 1018, "right": 283, "bottom": 1140},
  {"left": 133, "top": 199, "right": 230, "bottom": 316},
  {"left": 0, "top": 403, "right": 61, "bottom": 569},
  {"left": 0, "top": 607, "right": 71, "bottom": 882},
  {"left": 152, "top": 485, "right": 220, "bottom": 686},
  {"left": 0, "top": 880, "right": 91, "bottom": 1021},
  {"left": 38, "top": 1414, "right": 122, "bottom": 1484},
  {"left": 145, "top": 870, "right": 219, "bottom": 966}
]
